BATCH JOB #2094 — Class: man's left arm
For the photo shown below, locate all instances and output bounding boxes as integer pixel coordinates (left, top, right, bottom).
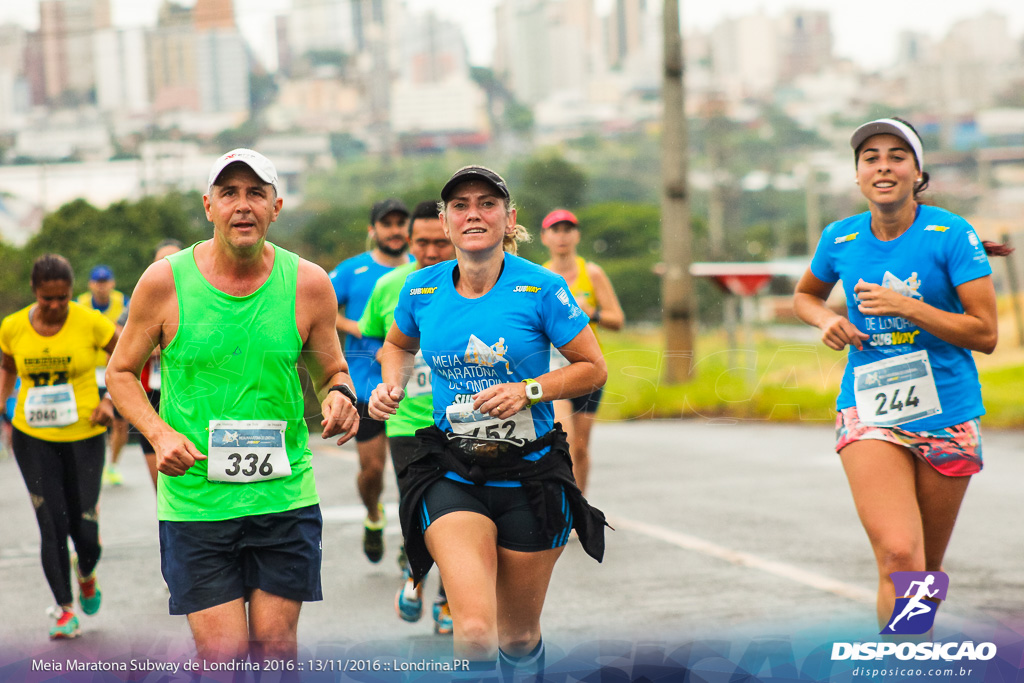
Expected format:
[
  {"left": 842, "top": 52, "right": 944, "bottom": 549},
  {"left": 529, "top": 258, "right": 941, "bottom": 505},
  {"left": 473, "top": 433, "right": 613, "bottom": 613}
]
[{"left": 298, "top": 259, "right": 360, "bottom": 445}]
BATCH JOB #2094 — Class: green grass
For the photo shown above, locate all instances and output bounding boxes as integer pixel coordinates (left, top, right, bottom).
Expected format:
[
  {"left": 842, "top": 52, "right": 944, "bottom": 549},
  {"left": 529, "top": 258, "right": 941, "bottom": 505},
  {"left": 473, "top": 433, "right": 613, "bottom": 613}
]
[{"left": 597, "top": 329, "right": 1024, "bottom": 428}]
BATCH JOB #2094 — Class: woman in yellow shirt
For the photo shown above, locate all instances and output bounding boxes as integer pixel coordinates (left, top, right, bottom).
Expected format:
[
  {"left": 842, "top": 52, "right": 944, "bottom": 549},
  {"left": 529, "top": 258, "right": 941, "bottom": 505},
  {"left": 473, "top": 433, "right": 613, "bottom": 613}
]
[
  {"left": 0, "top": 254, "right": 118, "bottom": 640},
  {"left": 541, "top": 209, "right": 624, "bottom": 494}
]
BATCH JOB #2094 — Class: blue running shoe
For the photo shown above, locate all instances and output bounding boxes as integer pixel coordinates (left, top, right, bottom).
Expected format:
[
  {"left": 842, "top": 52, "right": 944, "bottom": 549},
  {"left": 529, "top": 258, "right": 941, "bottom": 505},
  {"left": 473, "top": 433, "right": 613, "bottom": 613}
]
[
  {"left": 395, "top": 573, "right": 423, "bottom": 622},
  {"left": 433, "top": 599, "right": 453, "bottom": 635}
]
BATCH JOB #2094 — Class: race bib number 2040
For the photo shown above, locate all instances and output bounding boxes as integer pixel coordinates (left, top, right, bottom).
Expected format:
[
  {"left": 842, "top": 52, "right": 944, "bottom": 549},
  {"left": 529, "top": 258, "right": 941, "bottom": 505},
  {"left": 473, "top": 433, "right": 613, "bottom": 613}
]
[{"left": 207, "top": 420, "right": 291, "bottom": 483}]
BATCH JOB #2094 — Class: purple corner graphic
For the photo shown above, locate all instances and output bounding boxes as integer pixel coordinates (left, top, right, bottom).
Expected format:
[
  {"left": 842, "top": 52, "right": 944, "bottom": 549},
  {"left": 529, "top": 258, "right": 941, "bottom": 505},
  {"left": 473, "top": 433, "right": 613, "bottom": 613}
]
[{"left": 881, "top": 571, "right": 949, "bottom": 635}]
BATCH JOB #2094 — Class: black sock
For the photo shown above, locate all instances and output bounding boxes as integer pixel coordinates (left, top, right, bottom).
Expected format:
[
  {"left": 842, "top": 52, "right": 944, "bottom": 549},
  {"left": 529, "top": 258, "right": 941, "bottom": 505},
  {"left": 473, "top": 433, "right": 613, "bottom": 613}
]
[{"left": 498, "top": 638, "right": 545, "bottom": 679}]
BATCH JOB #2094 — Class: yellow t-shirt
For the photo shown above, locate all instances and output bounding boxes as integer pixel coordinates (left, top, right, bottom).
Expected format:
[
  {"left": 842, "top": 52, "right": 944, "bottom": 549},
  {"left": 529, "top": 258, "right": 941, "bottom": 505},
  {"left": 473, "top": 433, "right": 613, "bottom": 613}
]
[
  {"left": 77, "top": 290, "right": 126, "bottom": 372},
  {"left": 544, "top": 256, "right": 599, "bottom": 333},
  {"left": 0, "top": 302, "right": 116, "bottom": 442}
]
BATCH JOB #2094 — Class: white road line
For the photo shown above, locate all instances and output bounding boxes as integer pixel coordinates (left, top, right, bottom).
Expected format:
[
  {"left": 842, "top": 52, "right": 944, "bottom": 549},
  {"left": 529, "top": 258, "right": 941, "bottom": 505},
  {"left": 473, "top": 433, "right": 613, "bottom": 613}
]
[
  {"left": 321, "top": 502, "right": 400, "bottom": 524},
  {"left": 611, "top": 516, "right": 875, "bottom": 605}
]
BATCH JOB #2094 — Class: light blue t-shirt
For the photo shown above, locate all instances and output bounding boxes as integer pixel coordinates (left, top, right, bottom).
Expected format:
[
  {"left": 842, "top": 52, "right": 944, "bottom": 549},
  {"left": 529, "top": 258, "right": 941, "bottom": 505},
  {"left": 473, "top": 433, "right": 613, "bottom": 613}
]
[
  {"left": 329, "top": 251, "right": 413, "bottom": 400},
  {"left": 810, "top": 204, "right": 992, "bottom": 430},
  {"left": 394, "top": 253, "right": 590, "bottom": 481}
]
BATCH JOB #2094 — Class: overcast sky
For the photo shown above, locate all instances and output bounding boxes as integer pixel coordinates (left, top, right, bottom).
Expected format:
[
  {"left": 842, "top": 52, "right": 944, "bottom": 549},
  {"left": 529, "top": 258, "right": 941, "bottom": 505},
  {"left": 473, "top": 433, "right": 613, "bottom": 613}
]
[{"left": 3, "top": 0, "right": 1024, "bottom": 71}]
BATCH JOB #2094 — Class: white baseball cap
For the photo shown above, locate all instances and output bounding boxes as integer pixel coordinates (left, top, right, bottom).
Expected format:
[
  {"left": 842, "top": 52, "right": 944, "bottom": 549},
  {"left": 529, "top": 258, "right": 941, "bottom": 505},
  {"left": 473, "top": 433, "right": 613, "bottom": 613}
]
[
  {"left": 850, "top": 118, "right": 924, "bottom": 171},
  {"left": 207, "top": 148, "right": 280, "bottom": 195}
]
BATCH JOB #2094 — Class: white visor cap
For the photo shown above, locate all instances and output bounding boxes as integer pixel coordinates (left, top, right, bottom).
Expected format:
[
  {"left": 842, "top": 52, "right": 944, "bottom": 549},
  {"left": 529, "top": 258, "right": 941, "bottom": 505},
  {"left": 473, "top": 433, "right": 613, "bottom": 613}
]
[
  {"left": 850, "top": 118, "right": 924, "bottom": 171},
  {"left": 208, "top": 148, "right": 280, "bottom": 195}
]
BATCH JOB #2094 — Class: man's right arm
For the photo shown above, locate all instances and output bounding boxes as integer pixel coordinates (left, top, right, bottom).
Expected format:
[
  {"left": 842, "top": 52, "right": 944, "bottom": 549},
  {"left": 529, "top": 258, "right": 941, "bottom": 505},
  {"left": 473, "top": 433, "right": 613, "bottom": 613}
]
[
  {"left": 330, "top": 262, "right": 362, "bottom": 339},
  {"left": 106, "top": 261, "right": 206, "bottom": 475},
  {"left": 336, "top": 311, "right": 362, "bottom": 338}
]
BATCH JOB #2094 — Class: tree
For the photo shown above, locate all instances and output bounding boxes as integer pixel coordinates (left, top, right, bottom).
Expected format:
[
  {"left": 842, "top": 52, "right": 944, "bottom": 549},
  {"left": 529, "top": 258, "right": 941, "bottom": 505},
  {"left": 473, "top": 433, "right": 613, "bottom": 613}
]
[{"left": 19, "top": 193, "right": 206, "bottom": 303}]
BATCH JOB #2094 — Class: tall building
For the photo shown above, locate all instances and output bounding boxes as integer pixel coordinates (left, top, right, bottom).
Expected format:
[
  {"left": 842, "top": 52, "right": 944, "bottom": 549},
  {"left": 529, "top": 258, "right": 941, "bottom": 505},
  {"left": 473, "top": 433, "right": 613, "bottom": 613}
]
[
  {"left": 606, "top": 0, "right": 645, "bottom": 70},
  {"left": 287, "top": 0, "right": 357, "bottom": 60},
  {"left": 902, "top": 11, "right": 1018, "bottom": 112},
  {"left": 391, "top": 12, "right": 489, "bottom": 147},
  {"left": 778, "top": 9, "right": 832, "bottom": 83},
  {"left": 148, "top": 3, "right": 199, "bottom": 113},
  {"left": 275, "top": 15, "right": 293, "bottom": 76},
  {"left": 495, "top": 0, "right": 601, "bottom": 106},
  {"left": 0, "top": 24, "right": 31, "bottom": 130},
  {"left": 148, "top": 0, "right": 249, "bottom": 118},
  {"left": 710, "top": 12, "right": 781, "bottom": 100},
  {"left": 39, "top": 0, "right": 111, "bottom": 105},
  {"left": 195, "top": 30, "right": 250, "bottom": 115},
  {"left": 93, "top": 27, "right": 149, "bottom": 114},
  {"left": 397, "top": 12, "right": 467, "bottom": 84},
  {"left": 603, "top": 0, "right": 658, "bottom": 90},
  {"left": 193, "top": 0, "right": 235, "bottom": 30}
]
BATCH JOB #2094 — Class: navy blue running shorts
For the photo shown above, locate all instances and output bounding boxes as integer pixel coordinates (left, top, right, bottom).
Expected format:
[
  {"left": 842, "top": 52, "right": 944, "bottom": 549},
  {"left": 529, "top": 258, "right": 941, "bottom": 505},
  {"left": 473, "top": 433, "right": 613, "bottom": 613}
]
[
  {"left": 420, "top": 478, "right": 573, "bottom": 552},
  {"left": 159, "top": 504, "right": 323, "bottom": 615},
  {"left": 569, "top": 386, "right": 604, "bottom": 414},
  {"left": 355, "top": 400, "right": 386, "bottom": 443}
]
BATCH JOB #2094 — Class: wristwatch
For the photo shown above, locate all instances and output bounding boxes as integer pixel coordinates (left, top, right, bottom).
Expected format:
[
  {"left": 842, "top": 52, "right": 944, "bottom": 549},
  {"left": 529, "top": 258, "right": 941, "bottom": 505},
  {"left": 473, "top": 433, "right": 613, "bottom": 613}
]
[
  {"left": 328, "top": 383, "right": 358, "bottom": 406},
  {"left": 522, "top": 378, "right": 544, "bottom": 406}
]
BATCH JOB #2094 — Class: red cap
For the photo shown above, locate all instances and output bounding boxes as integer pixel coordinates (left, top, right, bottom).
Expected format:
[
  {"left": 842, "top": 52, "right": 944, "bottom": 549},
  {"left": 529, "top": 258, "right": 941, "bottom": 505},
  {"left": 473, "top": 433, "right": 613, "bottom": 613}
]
[{"left": 542, "top": 209, "right": 578, "bottom": 229}]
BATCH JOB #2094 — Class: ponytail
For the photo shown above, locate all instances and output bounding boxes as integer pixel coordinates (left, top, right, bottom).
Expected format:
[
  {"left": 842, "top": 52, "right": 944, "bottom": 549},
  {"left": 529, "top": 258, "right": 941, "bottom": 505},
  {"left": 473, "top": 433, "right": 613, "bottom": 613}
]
[
  {"left": 982, "top": 240, "right": 1014, "bottom": 257},
  {"left": 503, "top": 224, "right": 531, "bottom": 255}
]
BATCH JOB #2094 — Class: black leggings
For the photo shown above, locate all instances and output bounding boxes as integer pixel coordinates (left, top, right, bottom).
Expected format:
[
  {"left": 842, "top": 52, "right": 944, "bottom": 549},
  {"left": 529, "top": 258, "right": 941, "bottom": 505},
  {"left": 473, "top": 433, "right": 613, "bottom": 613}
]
[{"left": 12, "top": 428, "right": 105, "bottom": 607}]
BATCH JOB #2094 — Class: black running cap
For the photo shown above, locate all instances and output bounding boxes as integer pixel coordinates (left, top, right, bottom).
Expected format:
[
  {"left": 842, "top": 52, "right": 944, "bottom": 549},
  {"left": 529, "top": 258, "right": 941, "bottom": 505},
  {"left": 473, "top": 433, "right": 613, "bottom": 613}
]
[
  {"left": 440, "top": 166, "right": 510, "bottom": 202},
  {"left": 369, "top": 198, "right": 409, "bottom": 224}
]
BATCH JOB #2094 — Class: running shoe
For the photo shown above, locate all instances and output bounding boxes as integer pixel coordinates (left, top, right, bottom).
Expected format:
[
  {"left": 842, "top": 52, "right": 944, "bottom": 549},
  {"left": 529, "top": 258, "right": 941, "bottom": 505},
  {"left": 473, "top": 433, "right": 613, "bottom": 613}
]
[
  {"left": 103, "top": 464, "right": 124, "bottom": 487},
  {"left": 73, "top": 554, "right": 102, "bottom": 615},
  {"left": 394, "top": 572, "right": 423, "bottom": 622},
  {"left": 47, "top": 606, "right": 80, "bottom": 640},
  {"left": 397, "top": 544, "right": 408, "bottom": 573},
  {"left": 363, "top": 504, "right": 385, "bottom": 563},
  {"left": 433, "top": 599, "right": 453, "bottom": 635}
]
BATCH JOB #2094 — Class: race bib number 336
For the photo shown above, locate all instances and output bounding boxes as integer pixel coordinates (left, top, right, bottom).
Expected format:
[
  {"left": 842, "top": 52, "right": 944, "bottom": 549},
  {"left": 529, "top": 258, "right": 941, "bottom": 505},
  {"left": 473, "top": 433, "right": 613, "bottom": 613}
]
[
  {"left": 853, "top": 350, "right": 942, "bottom": 427},
  {"left": 207, "top": 420, "right": 290, "bottom": 483}
]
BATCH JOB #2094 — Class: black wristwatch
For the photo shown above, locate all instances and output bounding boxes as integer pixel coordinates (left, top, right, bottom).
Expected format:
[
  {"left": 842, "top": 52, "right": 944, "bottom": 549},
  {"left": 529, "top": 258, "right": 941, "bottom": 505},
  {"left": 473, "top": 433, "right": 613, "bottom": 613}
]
[{"left": 328, "top": 384, "right": 358, "bottom": 406}]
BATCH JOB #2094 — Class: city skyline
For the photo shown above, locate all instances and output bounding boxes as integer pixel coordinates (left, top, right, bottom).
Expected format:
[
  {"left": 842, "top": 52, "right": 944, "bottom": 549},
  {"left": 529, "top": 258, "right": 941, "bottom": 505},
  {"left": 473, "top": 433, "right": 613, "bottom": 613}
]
[{"left": 1, "top": 0, "right": 1023, "bottom": 71}]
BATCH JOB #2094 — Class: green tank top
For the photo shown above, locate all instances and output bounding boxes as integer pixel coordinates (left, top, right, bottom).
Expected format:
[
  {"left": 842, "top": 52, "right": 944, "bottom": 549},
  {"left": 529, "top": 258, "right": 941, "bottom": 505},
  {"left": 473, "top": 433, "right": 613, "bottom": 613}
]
[{"left": 157, "top": 242, "right": 319, "bottom": 521}]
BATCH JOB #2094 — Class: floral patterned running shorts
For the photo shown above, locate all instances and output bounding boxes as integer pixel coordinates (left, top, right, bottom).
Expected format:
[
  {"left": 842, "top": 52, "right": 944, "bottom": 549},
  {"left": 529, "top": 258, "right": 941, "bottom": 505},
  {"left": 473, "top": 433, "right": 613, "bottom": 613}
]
[{"left": 835, "top": 407, "right": 982, "bottom": 477}]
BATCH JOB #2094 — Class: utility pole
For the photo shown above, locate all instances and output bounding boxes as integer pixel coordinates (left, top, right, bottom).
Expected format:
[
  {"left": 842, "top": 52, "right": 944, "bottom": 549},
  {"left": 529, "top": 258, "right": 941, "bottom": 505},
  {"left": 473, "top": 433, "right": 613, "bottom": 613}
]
[{"left": 660, "top": 0, "right": 695, "bottom": 382}]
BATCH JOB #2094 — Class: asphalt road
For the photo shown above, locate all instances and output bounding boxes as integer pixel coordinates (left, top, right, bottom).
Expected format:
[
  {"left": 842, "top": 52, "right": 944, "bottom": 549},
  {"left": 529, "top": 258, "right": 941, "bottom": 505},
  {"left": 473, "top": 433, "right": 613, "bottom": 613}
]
[{"left": 0, "top": 420, "right": 1021, "bottom": 681}]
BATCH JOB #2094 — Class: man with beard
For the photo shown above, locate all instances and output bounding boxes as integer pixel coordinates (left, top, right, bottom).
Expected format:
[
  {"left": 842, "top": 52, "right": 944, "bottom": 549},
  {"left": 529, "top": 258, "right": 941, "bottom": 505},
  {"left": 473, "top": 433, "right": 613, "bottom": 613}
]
[{"left": 329, "top": 198, "right": 412, "bottom": 563}]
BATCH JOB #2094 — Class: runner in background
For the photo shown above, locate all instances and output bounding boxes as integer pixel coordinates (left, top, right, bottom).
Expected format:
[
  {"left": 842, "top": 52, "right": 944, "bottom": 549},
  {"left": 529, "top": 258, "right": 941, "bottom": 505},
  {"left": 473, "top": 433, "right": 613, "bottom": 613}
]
[
  {"left": 540, "top": 209, "right": 624, "bottom": 495},
  {"left": 369, "top": 166, "right": 609, "bottom": 680},
  {"left": 359, "top": 200, "right": 454, "bottom": 634},
  {"left": 77, "top": 265, "right": 129, "bottom": 486},
  {"left": 1, "top": 254, "right": 117, "bottom": 639},
  {"left": 1, "top": 378, "right": 16, "bottom": 458},
  {"left": 329, "top": 199, "right": 413, "bottom": 564},
  {"left": 794, "top": 117, "right": 1010, "bottom": 630},
  {"left": 115, "top": 239, "right": 183, "bottom": 489}
]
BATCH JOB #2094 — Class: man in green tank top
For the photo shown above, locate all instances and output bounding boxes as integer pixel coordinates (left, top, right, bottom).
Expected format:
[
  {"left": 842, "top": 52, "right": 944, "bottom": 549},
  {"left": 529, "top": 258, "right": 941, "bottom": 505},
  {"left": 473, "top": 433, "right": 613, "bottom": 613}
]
[{"left": 107, "top": 149, "right": 360, "bottom": 664}]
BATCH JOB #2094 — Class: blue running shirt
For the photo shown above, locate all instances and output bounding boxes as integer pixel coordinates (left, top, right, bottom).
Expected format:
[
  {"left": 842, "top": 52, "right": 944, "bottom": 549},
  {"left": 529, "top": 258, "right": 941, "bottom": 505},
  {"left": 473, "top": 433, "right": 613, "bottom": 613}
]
[
  {"left": 329, "top": 251, "right": 413, "bottom": 400},
  {"left": 394, "top": 253, "right": 590, "bottom": 463},
  {"left": 810, "top": 204, "right": 992, "bottom": 430}
]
